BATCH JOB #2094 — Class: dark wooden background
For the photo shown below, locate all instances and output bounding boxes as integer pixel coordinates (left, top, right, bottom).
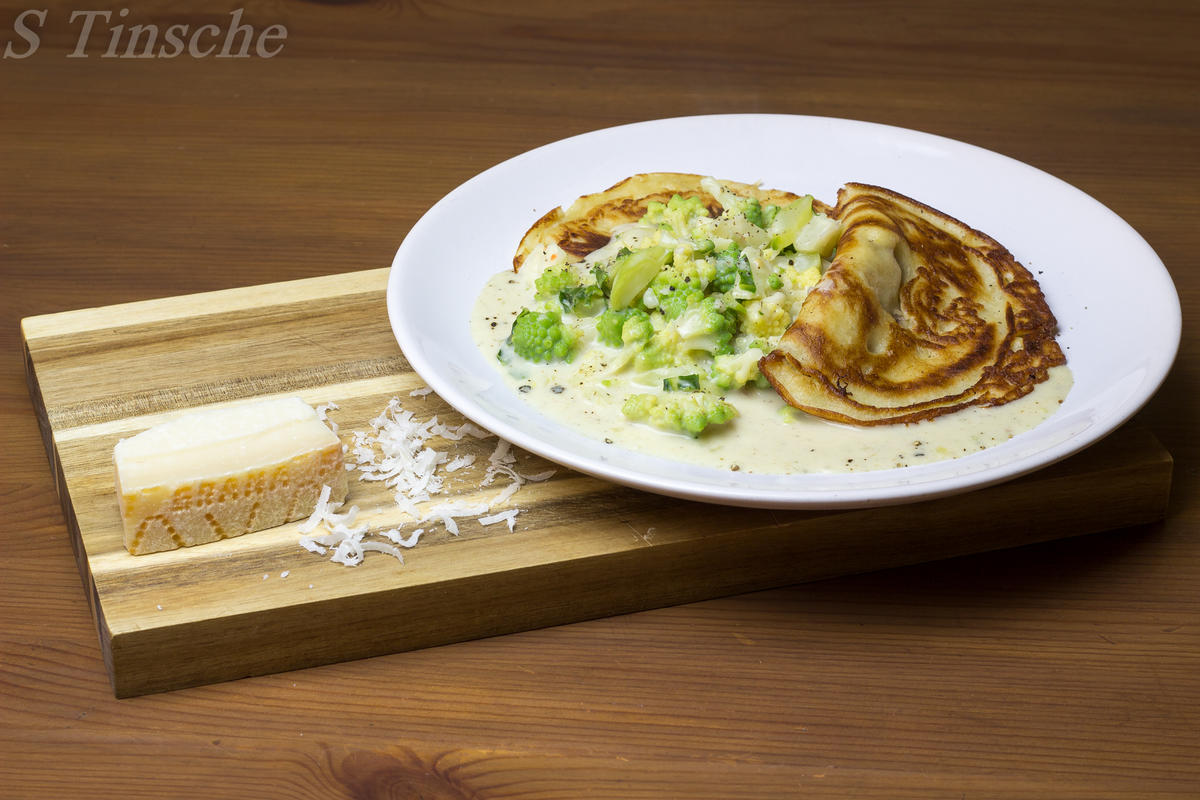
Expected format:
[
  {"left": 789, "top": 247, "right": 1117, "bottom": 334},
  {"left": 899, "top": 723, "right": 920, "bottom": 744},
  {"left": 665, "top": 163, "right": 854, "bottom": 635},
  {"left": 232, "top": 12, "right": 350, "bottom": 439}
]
[{"left": 3, "top": 1, "right": 1197, "bottom": 797}]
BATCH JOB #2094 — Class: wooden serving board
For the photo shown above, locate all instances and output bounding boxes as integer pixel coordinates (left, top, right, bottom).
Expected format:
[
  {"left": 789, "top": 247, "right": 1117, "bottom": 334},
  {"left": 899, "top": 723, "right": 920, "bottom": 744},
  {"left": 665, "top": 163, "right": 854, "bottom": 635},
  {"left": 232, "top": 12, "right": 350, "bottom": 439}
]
[{"left": 22, "top": 268, "right": 1173, "bottom": 698}]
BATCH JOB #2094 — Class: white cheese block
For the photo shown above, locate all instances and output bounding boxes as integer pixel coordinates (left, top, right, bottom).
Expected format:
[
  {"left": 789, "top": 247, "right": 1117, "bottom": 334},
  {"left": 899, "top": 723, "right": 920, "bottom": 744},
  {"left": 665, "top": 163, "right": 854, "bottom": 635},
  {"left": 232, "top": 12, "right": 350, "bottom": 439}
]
[{"left": 114, "top": 397, "right": 347, "bottom": 555}]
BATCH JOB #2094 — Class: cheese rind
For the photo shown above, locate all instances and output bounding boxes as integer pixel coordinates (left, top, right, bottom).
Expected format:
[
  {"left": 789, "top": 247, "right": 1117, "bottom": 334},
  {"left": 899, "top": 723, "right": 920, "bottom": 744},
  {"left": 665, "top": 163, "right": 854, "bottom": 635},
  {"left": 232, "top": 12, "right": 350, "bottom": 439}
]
[{"left": 114, "top": 398, "right": 348, "bottom": 555}]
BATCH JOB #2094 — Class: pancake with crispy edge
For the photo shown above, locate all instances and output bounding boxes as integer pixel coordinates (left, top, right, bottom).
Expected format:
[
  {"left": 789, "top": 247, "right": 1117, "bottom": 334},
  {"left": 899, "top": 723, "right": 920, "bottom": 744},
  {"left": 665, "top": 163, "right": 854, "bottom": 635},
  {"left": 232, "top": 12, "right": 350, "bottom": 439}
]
[{"left": 759, "top": 182, "right": 1066, "bottom": 425}]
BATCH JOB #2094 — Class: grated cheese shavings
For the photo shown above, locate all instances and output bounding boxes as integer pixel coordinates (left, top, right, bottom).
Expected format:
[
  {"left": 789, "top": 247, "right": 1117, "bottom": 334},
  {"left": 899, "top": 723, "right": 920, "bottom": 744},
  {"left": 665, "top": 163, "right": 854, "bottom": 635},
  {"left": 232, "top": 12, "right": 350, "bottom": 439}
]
[
  {"left": 444, "top": 454, "right": 476, "bottom": 473},
  {"left": 297, "top": 397, "right": 555, "bottom": 566},
  {"left": 478, "top": 509, "right": 520, "bottom": 532},
  {"left": 315, "top": 401, "right": 340, "bottom": 434},
  {"left": 377, "top": 527, "right": 424, "bottom": 548},
  {"left": 298, "top": 484, "right": 334, "bottom": 533}
]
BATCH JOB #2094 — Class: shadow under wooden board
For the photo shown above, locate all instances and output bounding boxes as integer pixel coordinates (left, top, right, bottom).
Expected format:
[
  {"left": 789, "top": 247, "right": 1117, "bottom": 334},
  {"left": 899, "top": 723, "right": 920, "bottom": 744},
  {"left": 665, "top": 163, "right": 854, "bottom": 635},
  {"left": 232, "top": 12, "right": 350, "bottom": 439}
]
[{"left": 22, "top": 268, "right": 1173, "bottom": 698}]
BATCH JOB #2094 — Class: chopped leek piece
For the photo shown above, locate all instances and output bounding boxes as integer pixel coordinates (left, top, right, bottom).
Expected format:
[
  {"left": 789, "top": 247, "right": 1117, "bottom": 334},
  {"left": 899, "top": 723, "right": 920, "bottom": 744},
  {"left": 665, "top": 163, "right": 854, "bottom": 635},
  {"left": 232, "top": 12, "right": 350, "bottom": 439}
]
[
  {"left": 793, "top": 214, "right": 842, "bottom": 257},
  {"left": 767, "top": 196, "right": 814, "bottom": 251},
  {"left": 609, "top": 246, "right": 671, "bottom": 310},
  {"left": 662, "top": 374, "right": 701, "bottom": 391}
]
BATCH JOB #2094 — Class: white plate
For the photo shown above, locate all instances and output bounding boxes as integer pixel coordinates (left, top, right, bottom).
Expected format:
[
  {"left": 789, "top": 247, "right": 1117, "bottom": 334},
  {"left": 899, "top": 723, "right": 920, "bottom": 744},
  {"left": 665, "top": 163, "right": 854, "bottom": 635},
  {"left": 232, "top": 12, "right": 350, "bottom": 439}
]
[{"left": 388, "top": 114, "right": 1180, "bottom": 509}]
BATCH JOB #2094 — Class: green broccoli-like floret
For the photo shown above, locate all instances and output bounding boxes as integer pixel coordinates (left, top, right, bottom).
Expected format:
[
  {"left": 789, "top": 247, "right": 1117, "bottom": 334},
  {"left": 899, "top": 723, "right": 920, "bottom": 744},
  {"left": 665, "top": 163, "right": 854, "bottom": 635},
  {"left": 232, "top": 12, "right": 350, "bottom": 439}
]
[
  {"left": 634, "top": 295, "right": 737, "bottom": 371},
  {"left": 596, "top": 307, "right": 653, "bottom": 348},
  {"left": 741, "top": 198, "right": 765, "bottom": 228},
  {"left": 647, "top": 254, "right": 715, "bottom": 319},
  {"left": 649, "top": 263, "right": 707, "bottom": 319},
  {"left": 634, "top": 332, "right": 681, "bottom": 371},
  {"left": 656, "top": 286, "right": 704, "bottom": 320},
  {"left": 708, "top": 349, "right": 766, "bottom": 392},
  {"left": 641, "top": 194, "right": 711, "bottom": 238},
  {"left": 674, "top": 295, "right": 737, "bottom": 356},
  {"left": 760, "top": 203, "right": 780, "bottom": 229},
  {"left": 621, "top": 391, "right": 738, "bottom": 437},
  {"left": 534, "top": 267, "right": 574, "bottom": 298},
  {"left": 735, "top": 197, "right": 779, "bottom": 229},
  {"left": 710, "top": 242, "right": 755, "bottom": 294},
  {"left": 621, "top": 312, "right": 654, "bottom": 345},
  {"left": 649, "top": 255, "right": 716, "bottom": 302},
  {"left": 507, "top": 308, "right": 579, "bottom": 363},
  {"left": 632, "top": 295, "right": 737, "bottom": 372}
]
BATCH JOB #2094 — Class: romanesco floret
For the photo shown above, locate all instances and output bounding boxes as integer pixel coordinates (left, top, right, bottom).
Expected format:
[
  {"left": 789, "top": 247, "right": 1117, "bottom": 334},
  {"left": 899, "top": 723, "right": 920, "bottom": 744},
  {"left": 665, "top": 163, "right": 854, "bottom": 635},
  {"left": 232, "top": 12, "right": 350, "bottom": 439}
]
[
  {"left": 535, "top": 267, "right": 574, "bottom": 298},
  {"left": 641, "top": 194, "right": 711, "bottom": 238},
  {"left": 634, "top": 330, "right": 683, "bottom": 371},
  {"left": 507, "top": 308, "right": 580, "bottom": 363},
  {"left": 782, "top": 262, "right": 822, "bottom": 293},
  {"left": 651, "top": 255, "right": 714, "bottom": 295},
  {"left": 621, "top": 391, "right": 737, "bottom": 437},
  {"left": 711, "top": 242, "right": 755, "bottom": 294},
  {"left": 741, "top": 198, "right": 765, "bottom": 228},
  {"left": 655, "top": 288, "right": 704, "bottom": 321},
  {"left": 649, "top": 268, "right": 706, "bottom": 319},
  {"left": 635, "top": 294, "right": 737, "bottom": 370},
  {"left": 708, "top": 349, "right": 766, "bottom": 392},
  {"left": 734, "top": 198, "right": 780, "bottom": 229},
  {"left": 596, "top": 307, "right": 653, "bottom": 348},
  {"left": 674, "top": 295, "right": 737, "bottom": 356},
  {"left": 743, "top": 292, "right": 793, "bottom": 338}
]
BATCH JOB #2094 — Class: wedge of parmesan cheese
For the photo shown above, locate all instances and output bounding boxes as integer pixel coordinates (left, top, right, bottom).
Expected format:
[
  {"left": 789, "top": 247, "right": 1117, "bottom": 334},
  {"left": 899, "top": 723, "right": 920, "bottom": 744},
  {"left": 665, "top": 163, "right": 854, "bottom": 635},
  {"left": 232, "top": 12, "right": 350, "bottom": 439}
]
[{"left": 114, "top": 397, "right": 348, "bottom": 555}]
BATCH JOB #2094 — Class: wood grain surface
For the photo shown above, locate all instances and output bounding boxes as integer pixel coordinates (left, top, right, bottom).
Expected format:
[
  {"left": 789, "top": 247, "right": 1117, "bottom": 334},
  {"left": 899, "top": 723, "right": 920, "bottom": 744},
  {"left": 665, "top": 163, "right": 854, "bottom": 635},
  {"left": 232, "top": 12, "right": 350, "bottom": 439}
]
[
  {"left": 3, "top": 0, "right": 1198, "bottom": 796},
  {"left": 21, "top": 267, "right": 1173, "bottom": 697}
]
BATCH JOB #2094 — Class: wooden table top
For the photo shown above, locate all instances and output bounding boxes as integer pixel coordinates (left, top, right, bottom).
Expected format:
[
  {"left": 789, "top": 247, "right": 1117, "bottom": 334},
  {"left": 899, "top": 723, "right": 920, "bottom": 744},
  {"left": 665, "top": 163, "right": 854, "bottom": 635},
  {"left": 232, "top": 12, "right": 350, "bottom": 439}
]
[{"left": 3, "top": 1, "right": 1197, "bottom": 796}]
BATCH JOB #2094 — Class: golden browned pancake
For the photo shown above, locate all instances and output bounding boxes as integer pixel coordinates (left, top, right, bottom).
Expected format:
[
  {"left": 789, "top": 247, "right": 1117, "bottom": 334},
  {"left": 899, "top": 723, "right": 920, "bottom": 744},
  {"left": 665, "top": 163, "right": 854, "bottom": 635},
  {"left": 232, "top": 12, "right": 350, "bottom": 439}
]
[
  {"left": 760, "top": 183, "right": 1065, "bottom": 425},
  {"left": 513, "top": 172, "right": 829, "bottom": 271}
]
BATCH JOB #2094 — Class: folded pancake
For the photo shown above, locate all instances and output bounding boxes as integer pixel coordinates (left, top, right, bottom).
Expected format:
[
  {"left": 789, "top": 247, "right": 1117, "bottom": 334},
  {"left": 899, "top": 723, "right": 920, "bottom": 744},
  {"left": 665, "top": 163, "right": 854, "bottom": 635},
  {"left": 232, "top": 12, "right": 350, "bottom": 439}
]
[
  {"left": 760, "top": 183, "right": 1065, "bottom": 425},
  {"left": 514, "top": 172, "right": 829, "bottom": 270}
]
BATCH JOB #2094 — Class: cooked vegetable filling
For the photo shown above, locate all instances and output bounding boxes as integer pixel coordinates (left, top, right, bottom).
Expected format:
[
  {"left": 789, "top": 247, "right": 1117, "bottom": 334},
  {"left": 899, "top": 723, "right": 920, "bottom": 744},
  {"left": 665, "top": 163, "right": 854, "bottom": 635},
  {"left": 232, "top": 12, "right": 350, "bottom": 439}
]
[{"left": 497, "top": 177, "right": 839, "bottom": 437}]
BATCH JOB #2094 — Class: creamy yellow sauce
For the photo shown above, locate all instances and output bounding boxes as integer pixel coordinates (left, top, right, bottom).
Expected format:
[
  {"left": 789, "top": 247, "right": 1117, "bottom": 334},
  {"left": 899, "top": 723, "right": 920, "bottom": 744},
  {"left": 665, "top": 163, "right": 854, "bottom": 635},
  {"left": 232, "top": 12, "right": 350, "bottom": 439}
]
[{"left": 471, "top": 268, "right": 1072, "bottom": 475}]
